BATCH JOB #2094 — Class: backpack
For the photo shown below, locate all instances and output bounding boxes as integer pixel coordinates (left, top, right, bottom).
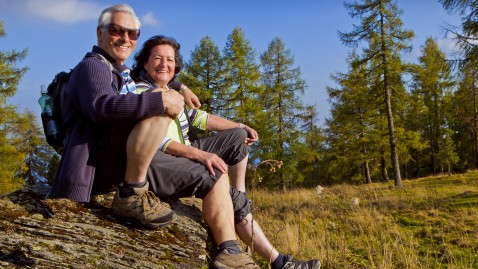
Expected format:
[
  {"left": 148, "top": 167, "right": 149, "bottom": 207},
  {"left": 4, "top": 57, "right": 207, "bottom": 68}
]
[
  {"left": 42, "top": 71, "right": 70, "bottom": 155},
  {"left": 42, "top": 53, "right": 114, "bottom": 155}
]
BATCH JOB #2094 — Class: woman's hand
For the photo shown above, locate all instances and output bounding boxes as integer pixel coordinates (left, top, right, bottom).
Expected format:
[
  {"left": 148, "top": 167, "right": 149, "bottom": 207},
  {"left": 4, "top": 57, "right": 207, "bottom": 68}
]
[
  {"left": 194, "top": 150, "right": 227, "bottom": 176},
  {"left": 242, "top": 125, "right": 259, "bottom": 146},
  {"left": 164, "top": 142, "right": 227, "bottom": 176}
]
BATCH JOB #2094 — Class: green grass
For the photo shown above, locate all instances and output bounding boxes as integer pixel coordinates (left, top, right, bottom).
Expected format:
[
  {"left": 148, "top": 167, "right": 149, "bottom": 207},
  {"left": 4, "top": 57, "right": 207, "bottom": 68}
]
[{"left": 249, "top": 171, "right": 478, "bottom": 268}]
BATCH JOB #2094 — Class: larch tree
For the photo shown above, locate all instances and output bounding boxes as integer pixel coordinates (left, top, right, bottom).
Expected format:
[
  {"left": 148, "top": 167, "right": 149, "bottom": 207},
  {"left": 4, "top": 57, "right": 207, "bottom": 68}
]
[
  {"left": 297, "top": 105, "right": 326, "bottom": 187},
  {"left": 259, "top": 37, "right": 306, "bottom": 190},
  {"left": 326, "top": 51, "right": 385, "bottom": 184},
  {"left": 449, "top": 62, "right": 478, "bottom": 170},
  {"left": 0, "top": 106, "right": 27, "bottom": 194},
  {"left": 440, "top": 0, "right": 478, "bottom": 65},
  {"left": 339, "top": 0, "right": 414, "bottom": 187},
  {"left": 13, "top": 110, "right": 56, "bottom": 186},
  {"left": 222, "top": 27, "right": 263, "bottom": 126},
  {"left": 440, "top": 0, "right": 478, "bottom": 170},
  {"left": 404, "top": 82, "right": 429, "bottom": 177},
  {"left": 0, "top": 21, "right": 29, "bottom": 194},
  {"left": 178, "top": 36, "right": 226, "bottom": 116},
  {"left": 410, "top": 37, "right": 457, "bottom": 175},
  {"left": 46, "top": 154, "right": 60, "bottom": 185}
]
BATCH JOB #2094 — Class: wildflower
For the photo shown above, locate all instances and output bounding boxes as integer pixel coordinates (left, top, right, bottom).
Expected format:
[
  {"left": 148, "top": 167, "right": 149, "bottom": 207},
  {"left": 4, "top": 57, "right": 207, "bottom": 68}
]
[
  {"left": 316, "top": 185, "right": 324, "bottom": 197},
  {"left": 351, "top": 197, "right": 359, "bottom": 206}
]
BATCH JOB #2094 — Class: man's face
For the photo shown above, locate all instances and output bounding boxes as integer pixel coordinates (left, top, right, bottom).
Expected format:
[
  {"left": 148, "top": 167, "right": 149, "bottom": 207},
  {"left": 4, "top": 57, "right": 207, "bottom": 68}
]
[{"left": 97, "top": 12, "right": 138, "bottom": 65}]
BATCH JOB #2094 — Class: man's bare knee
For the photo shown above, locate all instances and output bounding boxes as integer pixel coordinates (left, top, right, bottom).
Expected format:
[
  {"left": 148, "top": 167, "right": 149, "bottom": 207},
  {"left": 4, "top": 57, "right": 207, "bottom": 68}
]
[{"left": 142, "top": 114, "right": 171, "bottom": 126}]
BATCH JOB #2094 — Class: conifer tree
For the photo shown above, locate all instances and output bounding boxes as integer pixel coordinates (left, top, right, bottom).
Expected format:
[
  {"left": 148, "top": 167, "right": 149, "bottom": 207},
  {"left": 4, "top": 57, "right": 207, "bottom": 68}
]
[
  {"left": 409, "top": 37, "right": 456, "bottom": 175},
  {"left": 259, "top": 37, "right": 306, "bottom": 190},
  {"left": 46, "top": 153, "right": 60, "bottom": 185},
  {"left": 178, "top": 36, "right": 225, "bottom": 115},
  {"left": 404, "top": 86, "right": 429, "bottom": 177},
  {"left": 449, "top": 62, "right": 478, "bottom": 170},
  {"left": 222, "top": 27, "right": 263, "bottom": 125},
  {"left": 12, "top": 111, "right": 56, "bottom": 185},
  {"left": 326, "top": 52, "right": 385, "bottom": 183},
  {"left": 0, "top": 21, "right": 29, "bottom": 194},
  {"left": 297, "top": 105, "right": 326, "bottom": 186},
  {"left": 440, "top": 0, "right": 478, "bottom": 65},
  {"left": 439, "top": 0, "right": 478, "bottom": 171},
  {"left": 339, "top": 0, "right": 414, "bottom": 187},
  {"left": 440, "top": 0, "right": 478, "bottom": 170},
  {"left": 0, "top": 105, "right": 27, "bottom": 194},
  {"left": 0, "top": 21, "right": 28, "bottom": 101}
]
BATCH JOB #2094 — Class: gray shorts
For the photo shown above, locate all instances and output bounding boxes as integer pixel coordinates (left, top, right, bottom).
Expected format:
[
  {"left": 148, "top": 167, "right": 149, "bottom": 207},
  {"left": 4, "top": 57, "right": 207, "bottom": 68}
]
[{"left": 147, "top": 128, "right": 248, "bottom": 199}]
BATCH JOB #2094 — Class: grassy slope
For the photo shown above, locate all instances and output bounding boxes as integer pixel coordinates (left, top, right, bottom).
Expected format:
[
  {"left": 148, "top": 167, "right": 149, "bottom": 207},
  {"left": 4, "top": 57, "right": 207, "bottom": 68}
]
[{"left": 250, "top": 171, "right": 478, "bottom": 268}]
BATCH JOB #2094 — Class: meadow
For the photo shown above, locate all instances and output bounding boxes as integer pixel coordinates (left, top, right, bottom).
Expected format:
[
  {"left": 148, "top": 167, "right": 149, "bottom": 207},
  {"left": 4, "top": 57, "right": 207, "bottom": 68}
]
[{"left": 249, "top": 171, "right": 478, "bottom": 268}]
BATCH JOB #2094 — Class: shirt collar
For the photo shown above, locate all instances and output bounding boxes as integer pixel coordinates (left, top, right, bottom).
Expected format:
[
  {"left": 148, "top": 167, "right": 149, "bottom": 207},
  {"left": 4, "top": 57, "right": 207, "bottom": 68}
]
[{"left": 139, "top": 70, "right": 158, "bottom": 88}]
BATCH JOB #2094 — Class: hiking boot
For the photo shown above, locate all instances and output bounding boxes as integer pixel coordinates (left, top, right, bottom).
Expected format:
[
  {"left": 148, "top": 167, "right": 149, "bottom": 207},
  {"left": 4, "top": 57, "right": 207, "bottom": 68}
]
[
  {"left": 111, "top": 181, "right": 176, "bottom": 229},
  {"left": 211, "top": 249, "right": 260, "bottom": 269},
  {"left": 281, "top": 255, "right": 321, "bottom": 269}
]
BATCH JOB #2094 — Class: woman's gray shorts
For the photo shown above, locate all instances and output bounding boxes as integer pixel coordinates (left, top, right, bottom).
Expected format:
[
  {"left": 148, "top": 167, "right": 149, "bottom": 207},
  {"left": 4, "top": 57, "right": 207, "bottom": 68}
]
[{"left": 146, "top": 128, "right": 252, "bottom": 223}]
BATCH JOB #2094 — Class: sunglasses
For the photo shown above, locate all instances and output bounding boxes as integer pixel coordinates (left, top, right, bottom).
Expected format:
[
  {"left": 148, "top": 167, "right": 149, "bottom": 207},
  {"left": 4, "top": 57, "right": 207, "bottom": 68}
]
[{"left": 101, "top": 23, "right": 140, "bottom": 40}]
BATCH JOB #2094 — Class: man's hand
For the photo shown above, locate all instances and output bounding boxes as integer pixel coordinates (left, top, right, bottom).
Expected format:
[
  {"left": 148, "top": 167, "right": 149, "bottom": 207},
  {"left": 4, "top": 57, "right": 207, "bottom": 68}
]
[
  {"left": 162, "top": 90, "right": 184, "bottom": 118},
  {"left": 180, "top": 85, "right": 201, "bottom": 109}
]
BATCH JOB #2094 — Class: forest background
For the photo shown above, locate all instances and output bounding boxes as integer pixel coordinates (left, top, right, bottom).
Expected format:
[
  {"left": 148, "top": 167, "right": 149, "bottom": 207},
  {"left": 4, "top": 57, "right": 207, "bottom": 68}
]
[{"left": 1, "top": 0, "right": 478, "bottom": 195}]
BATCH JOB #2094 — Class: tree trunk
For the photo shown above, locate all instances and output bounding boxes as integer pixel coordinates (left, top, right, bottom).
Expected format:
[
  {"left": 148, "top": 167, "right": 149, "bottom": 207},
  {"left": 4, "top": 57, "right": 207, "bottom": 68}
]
[
  {"left": 362, "top": 143, "right": 372, "bottom": 183},
  {"left": 384, "top": 77, "right": 402, "bottom": 187},
  {"left": 381, "top": 152, "right": 389, "bottom": 182},
  {"left": 380, "top": 6, "right": 402, "bottom": 187},
  {"left": 474, "top": 78, "right": 478, "bottom": 169},
  {"left": 363, "top": 161, "right": 372, "bottom": 184}
]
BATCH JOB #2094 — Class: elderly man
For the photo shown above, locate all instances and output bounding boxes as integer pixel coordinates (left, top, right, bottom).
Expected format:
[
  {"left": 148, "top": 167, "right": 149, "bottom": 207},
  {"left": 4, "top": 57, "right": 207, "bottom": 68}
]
[{"left": 48, "top": 4, "right": 260, "bottom": 268}]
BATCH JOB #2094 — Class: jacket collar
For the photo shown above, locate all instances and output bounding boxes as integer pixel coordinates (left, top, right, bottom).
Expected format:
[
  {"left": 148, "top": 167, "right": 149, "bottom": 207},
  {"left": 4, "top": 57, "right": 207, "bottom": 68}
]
[{"left": 91, "top": 46, "right": 128, "bottom": 73}]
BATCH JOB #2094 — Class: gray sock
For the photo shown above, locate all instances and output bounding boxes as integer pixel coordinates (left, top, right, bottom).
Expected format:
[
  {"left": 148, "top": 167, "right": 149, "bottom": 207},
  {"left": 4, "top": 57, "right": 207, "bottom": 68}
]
[
  {"left": 119, "top": 180, "right": 147, "bottom": 198},
  {"left": 271, "top": 253, "right": 286, "bottom": 269},
  {"left": 218, "top": 240, "right": 242, "bottom": 254}
]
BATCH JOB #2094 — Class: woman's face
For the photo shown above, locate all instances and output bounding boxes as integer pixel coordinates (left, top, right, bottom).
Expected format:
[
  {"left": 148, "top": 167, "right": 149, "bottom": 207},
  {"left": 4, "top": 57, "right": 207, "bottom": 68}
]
[{"left": 144, "top": 44, "right": 176, "bottom": 86}]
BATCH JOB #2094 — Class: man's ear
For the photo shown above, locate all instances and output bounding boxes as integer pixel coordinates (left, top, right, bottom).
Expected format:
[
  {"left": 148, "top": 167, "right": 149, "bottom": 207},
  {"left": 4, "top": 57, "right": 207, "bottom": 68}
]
[{"left": 96, "top": 27, "right": 102, "bottom": 40}]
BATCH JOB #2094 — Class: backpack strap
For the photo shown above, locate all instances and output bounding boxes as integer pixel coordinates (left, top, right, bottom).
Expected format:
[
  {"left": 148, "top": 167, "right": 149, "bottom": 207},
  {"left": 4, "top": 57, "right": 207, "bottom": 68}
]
[
  {"left": 95, "top": 53, "right": 114, "bottom": 71},
  {"left": 84, "top": 52, "right": 119, "bottom": 92},
  {"left": 184, "top": 106, "right": 199, "bottom": 143}
]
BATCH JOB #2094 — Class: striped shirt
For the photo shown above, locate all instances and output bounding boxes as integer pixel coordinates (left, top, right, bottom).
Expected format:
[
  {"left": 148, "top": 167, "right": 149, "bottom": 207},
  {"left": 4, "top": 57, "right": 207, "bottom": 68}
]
[
  {"left": 134, "top": 71, "right": 209, "bottom": 151},
  {"left": 119, "top": 69, "right": 137, "bottom": 94}
]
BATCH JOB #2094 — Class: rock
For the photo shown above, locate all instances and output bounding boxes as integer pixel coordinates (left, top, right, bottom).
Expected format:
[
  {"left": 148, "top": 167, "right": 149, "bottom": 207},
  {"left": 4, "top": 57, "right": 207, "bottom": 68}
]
[{"left": 0, "top": 186, "right": 213, "bottom": 268}]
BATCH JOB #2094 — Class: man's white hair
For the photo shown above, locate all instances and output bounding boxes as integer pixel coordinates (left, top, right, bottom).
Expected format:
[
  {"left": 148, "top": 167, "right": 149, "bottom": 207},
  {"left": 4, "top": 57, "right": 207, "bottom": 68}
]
[{"left": 98, "top": 4, "right": 141, "bottom": 29}]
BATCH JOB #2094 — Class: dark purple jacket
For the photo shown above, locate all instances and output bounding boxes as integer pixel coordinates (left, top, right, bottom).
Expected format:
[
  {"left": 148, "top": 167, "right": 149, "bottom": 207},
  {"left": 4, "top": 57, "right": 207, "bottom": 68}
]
[{"left": 49, "top": 46, "right": 167, "bottom": 202}]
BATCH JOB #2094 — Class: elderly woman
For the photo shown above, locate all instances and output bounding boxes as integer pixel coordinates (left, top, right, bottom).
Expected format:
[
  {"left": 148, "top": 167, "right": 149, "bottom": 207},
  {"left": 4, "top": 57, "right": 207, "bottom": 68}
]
[{"left": 130, "top": 35, "right": 321, "bottom": 269}]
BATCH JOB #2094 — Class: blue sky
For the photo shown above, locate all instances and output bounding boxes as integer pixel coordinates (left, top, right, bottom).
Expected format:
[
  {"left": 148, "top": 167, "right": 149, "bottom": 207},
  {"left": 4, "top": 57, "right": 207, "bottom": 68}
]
[{"left": 0, "top": 0, "right": 461, "bottom": 125}]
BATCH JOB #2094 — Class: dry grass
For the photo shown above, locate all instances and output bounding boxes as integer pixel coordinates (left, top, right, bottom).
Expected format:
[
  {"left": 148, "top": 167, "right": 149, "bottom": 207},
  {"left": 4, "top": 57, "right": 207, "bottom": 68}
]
[{"left": 249, "top": 171, "right": 478, "bottom": 268}]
